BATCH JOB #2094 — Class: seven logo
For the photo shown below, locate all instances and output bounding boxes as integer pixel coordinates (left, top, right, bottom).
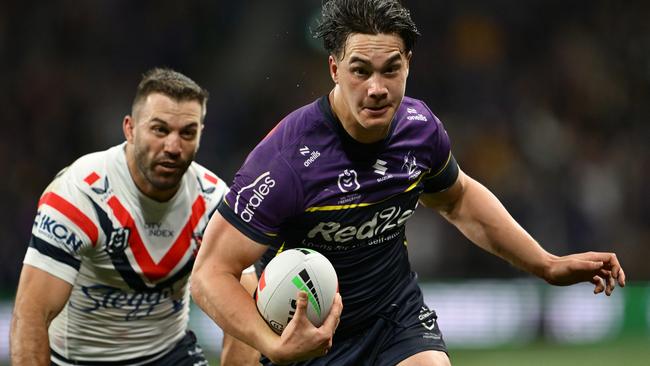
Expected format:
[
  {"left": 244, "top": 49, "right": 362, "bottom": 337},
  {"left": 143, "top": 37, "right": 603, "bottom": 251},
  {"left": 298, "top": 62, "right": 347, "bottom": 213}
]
[
  {"left": 234, "top": 171, "right": 276, "bottom": 222},
  {"left": 337, "top": 169, "right": 360, "bottom": 193}
]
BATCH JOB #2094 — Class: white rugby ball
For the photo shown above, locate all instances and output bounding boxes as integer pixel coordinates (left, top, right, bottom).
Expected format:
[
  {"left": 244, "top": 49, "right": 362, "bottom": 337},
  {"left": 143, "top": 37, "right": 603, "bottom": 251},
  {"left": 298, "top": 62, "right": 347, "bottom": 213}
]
[{"left": 256, "top": 248, "right": 338, "bottom": 334}]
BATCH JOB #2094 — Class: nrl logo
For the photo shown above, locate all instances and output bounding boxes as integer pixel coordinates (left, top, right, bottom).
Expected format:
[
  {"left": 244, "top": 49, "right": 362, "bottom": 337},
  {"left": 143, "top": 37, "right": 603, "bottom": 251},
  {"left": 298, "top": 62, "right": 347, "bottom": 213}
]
[
  {"left": 337, "top": 169, "right": 360, "bottom": 193},
  {"left": 106, "top": 227, "right": 130, "bottom": 255}
]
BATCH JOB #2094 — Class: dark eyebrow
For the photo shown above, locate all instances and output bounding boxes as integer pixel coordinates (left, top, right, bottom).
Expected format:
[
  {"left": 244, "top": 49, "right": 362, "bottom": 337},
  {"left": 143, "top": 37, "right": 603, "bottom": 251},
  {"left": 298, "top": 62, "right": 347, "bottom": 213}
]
[
  {"left": 150, "top": 117, "right": 169, "bottom": 125},
  {"left": 150, "top": 117, "right": 200, "bottom": 129},
  {"left": 348, "top": 53, "right": 403, "bottom": 67}
]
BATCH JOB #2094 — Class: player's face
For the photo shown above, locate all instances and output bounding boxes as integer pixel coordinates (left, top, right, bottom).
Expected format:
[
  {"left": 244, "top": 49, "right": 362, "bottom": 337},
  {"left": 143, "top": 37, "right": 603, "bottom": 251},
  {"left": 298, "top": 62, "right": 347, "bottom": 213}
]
[
  {"left": 124, "top": 92, "right": 203, "bottom": 201},
  {"left": 329, "top": 33, "right": 410, "bottom": 143}
]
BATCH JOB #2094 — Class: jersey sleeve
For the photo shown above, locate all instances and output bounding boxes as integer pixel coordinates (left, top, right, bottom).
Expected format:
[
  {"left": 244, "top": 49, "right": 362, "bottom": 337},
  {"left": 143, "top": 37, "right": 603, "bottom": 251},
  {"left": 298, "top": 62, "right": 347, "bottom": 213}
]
[
  {"left": 24, "top": 173, "right": 100, "bottom": 285},
  {"left": 218, "top": 133, "right": 302, "bottom": 247},
  {"left": 421, "top": 112, "right": 460, "bottom": 193}
]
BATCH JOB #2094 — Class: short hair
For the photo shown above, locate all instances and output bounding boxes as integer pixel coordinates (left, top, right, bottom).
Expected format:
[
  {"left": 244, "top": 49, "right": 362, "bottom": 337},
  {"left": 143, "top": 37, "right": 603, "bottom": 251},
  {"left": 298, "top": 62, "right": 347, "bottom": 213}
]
[
  {"left": 312, "top": 0, "right": 420, "bottom": 59},
  {"left": 131, "top": 67, "right": 209, "bottom": 119}
]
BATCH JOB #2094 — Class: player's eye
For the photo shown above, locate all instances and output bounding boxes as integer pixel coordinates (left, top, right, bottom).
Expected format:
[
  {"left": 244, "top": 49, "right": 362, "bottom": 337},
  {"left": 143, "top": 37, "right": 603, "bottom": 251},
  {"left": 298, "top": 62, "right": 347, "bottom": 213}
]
[
  {"left": 180, "top": 129, "right": 198, "bottom": 140},
  {"left": 351, "top": 67, "right": 370, "bottom": 77},
  {"left": 151, "top": 125, "right": 168, "bottom": 136}
]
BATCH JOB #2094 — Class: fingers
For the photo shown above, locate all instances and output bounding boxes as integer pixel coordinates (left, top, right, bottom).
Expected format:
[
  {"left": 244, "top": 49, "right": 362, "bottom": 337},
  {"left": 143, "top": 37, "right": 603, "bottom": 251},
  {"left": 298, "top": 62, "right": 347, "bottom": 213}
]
[
  {"left": 617, "top": 268, "right": 626, "bottom": 287},
  {"left": 292, "top": 291, "right": 309, "bottom": 323},
  {"left": 321, "top": 293, "right": 343, "bottom": 333},
  {"left": 591, "top": 276, "right": 604, "bottom": 294}
]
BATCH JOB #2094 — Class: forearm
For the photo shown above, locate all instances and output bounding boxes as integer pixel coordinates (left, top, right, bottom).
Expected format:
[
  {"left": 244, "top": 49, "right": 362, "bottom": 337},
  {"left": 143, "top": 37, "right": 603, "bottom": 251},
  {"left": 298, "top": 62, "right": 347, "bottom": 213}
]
[
  {"left": 10, "top": 311, "right": 51, "bottom": 365},
  {"left": 191, "top": 270, "right": 277, "bottom": 357},
  {"left": 440, "top": 176, "right": 553, "bottom": 277}
]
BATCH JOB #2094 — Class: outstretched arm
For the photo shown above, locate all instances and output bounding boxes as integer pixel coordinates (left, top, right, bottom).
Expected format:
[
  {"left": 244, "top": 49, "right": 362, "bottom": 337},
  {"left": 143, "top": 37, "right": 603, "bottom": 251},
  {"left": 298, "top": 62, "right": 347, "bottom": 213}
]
[
  {"left": 11, "top": 265, "right": 73, "bottom": 365},
  {"left": 191, "top": 212, "right": 342, "bottom": 364},
  {"left": 420, "top": 170, "right": 625, "bottom": 294},
  {"left": 220, "top": 271, "right": 262, "bottom": 366}
]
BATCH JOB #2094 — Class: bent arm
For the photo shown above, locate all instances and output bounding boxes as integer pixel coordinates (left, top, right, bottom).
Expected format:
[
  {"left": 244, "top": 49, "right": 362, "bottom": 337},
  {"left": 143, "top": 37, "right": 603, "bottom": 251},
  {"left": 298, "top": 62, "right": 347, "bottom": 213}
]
[
  {"left": 421, "top": 170, "right": 553, "bottom": 277},
  {"left": 220, "top": 271, "right": 262, "bottom": 365},
  {"left": 11, "top": 265, "right": 73, "bottom": 366},
  {"left": 190, "top": 212, "right": 277, "bottom": 357},
  {"left": 420, "top": 170, "right": 625, "bottom": 290}
]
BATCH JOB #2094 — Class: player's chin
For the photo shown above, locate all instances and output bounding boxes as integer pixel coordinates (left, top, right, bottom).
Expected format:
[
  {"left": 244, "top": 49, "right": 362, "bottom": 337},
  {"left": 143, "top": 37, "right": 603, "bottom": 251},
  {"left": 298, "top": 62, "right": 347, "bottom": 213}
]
[{"left": 149, "top": 173, "right": 184, "bottom": 191}]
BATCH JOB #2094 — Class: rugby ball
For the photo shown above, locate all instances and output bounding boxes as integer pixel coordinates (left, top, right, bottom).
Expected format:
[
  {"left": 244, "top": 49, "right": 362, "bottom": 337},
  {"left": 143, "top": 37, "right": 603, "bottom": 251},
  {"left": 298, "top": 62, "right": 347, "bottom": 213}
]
[{"left": 256, "top": 248, "right": 338, "bottom": 334}]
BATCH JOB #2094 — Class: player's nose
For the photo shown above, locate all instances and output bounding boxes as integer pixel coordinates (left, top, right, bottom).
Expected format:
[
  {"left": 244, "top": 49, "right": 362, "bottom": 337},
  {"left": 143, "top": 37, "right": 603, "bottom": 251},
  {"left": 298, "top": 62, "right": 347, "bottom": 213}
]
[{"left": 367, "top": 75, "right": 388, "bottom": 100}]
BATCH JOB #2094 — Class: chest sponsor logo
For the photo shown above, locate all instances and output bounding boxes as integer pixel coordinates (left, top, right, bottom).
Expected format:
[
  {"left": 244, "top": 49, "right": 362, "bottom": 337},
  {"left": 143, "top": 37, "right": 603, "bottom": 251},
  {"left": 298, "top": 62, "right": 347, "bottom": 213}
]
[
  {"left": 373, "top": 159, "right": 393, "bottom": 182},
  {"left": 337, "top": 169, "right": 360, "bottom": 193},
  {"left": 234, "top": 171, "right": 276, "bottom": 223},
  {"left": 144, "top": 223, "right": 174, "bottom": 238},
  {"left": 300, "top": 145, "right": 321, "bottom": 167},
  {"left": 71, "top": 284, "right": 184, "bottom": 321},
  {"left": 107, "top": 227, "right": 130, "bottom": 255},
  {"left": 306, "top": 205, "right": 415, "bottom": 245},
  {"left": 402, "top": 151, "right": 422, "bottom": 180},
  {"left": 34, "top": 211, "right": 83, "bottom": 251}
]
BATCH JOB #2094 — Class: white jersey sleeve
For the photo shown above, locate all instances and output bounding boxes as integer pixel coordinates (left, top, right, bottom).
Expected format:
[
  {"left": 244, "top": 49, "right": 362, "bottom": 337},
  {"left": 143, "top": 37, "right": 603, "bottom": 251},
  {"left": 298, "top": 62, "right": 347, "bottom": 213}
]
[{"left": 24, "top": 167, "right": 102, "bottom": 284}]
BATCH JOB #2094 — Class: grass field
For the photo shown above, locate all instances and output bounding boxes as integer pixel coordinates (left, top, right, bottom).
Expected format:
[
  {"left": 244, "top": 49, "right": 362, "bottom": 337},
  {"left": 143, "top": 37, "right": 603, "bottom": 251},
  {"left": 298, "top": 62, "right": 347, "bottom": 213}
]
[
  {"left": 449, "top": 337, "right": 650, "bottom": 366},
  {"left": 206, "top": 337, "right": 650, "bottom": 365}
]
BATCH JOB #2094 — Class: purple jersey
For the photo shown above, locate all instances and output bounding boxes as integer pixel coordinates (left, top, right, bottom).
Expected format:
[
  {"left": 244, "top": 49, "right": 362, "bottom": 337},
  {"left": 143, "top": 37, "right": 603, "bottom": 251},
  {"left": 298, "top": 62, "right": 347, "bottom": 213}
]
[{"left": 219, "top": 96, "right": 458, "bottom": 337}]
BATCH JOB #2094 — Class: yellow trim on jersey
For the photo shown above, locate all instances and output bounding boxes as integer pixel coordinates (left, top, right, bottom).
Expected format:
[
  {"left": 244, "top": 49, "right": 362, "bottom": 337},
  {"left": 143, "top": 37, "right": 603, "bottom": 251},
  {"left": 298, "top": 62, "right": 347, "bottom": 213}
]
[
  {"left": 277, "top": 242, "right": 285, "bottom": 255},
  {"left": 427, "top": 151, "right": 452, "bottom": 179},
  {"left": 305, "top": 174, "right": 425, "bottom": 213},
  {"left": 405, "top": 170, "right": 429, "bottom": 192}
]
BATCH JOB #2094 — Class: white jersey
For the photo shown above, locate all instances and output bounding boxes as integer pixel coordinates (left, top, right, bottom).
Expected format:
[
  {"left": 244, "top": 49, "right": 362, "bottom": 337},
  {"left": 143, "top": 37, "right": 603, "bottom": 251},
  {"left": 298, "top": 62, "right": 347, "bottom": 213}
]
[{"left": 24, "top": 143, "right": 230, "bottom": 365}]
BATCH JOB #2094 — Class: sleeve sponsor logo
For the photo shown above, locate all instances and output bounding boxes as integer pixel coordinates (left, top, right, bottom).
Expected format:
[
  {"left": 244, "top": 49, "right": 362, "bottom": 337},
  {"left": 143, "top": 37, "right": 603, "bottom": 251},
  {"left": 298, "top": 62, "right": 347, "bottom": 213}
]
[
  {"left": 70, "top": 284, "right": 184, "bottom": 321},
  {"left": 33, "top": 211, "right": 83, "bottom": 252},
  {"left": 234, "top": 171, "right": 276, "bottom": 223}
]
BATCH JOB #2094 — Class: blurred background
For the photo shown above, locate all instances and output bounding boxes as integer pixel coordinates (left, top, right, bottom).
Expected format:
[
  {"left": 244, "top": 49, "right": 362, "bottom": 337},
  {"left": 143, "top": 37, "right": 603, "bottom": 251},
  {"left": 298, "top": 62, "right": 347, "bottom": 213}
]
[{"left": 1, "top": 0, "right": 648, "bottom": 364}]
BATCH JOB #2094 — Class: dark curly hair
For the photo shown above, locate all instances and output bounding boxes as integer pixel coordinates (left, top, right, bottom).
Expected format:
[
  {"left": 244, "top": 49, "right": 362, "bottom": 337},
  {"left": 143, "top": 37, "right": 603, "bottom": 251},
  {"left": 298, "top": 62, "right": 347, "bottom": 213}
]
[{"left": 312, "top": 0, "right": 420, "bottom": 59}]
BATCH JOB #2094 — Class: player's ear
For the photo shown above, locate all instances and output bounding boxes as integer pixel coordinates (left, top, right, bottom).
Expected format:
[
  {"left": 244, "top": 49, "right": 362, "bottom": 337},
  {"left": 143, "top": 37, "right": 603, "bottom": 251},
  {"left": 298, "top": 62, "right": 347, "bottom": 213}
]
[
  {"left": 328, "top": 55, "right": 339, "bottom": 84},
  {"left": 123, "top": 115, "right": 135, "bottom": 143},
  {"left": 405, "top": 51, "right": 412, "bottom": 77}
]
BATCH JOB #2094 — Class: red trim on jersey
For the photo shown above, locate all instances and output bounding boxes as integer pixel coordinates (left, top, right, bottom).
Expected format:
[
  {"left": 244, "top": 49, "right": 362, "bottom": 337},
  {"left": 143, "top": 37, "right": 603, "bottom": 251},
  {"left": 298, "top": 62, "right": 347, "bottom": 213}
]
[
  {"left": 203, "top": 173, "right": 218, "bottom": 185},
  {"left": 106, "top": 195, "right": 206, "bottom": 281},
  {"left": 84, "top": 172, "right": 100, "bottom": 186},
  {"left": 38, "top": 192, "right": 99, "bottom": 246},
  {"left": 259, "top": 270, "right": 267, "bottom": 292}
]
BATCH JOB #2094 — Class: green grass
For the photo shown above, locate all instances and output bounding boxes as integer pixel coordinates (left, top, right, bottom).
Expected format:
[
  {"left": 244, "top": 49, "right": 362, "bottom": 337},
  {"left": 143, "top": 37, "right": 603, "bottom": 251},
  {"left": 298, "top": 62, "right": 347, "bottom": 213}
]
[
  {"left": 449, "top": 337, "right": 650, "bottom": 366},
  {"left": 206, "top": 337, "right": 650, "bottom": 365}
]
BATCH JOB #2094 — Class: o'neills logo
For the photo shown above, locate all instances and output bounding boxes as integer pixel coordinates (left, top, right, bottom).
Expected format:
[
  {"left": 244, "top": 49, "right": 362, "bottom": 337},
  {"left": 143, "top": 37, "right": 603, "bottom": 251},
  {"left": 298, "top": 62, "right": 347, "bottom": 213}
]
[
  {"left": 234, "top": 171, "right": 276, "bottom": 222},
  {"left": 303, "top": 150, "right": 321, "bottom": 167}
]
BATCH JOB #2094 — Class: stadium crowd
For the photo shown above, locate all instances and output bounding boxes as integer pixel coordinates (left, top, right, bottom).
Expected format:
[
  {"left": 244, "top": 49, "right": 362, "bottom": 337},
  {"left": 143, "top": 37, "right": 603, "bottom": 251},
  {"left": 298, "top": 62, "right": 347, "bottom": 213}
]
[{"left": 1, "top": 0, "right": 647, "bottom": 291}]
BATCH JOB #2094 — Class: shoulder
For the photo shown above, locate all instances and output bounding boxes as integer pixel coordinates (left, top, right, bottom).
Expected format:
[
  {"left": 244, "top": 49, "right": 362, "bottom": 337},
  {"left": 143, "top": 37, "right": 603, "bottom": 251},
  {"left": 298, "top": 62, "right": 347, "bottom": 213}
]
[
  {"left": 396, "top": 97, "right": 444, "bottom": 132},
  {"left": 185, "top": 161, "right": 229, "bottom": 210},
  {"left": 258, "top": 98, "right": 327, "bottom": 153}
]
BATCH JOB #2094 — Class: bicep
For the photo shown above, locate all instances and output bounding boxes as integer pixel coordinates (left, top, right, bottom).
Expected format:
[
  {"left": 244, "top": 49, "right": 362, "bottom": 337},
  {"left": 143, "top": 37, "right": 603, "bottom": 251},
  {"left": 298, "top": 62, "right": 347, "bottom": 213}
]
[
  {"left": 195, "top": 211, "right": 268, "bottom": 277},
  {"left": 419, "top": 169, "right": 468, "bottom": 215},
  {"left": 14, "top": 265, "right": 73, "bottom": 323}
]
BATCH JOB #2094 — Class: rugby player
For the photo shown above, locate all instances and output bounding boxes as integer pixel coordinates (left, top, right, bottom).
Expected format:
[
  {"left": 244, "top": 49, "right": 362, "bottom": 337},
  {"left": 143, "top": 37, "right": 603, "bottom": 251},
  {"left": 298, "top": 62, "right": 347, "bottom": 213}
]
[
  {"left": 191, "top": 1, "right": 626, "bottom": 365},
  {"left": 11, "top": 68, "right": 260, "bottom": 365}
]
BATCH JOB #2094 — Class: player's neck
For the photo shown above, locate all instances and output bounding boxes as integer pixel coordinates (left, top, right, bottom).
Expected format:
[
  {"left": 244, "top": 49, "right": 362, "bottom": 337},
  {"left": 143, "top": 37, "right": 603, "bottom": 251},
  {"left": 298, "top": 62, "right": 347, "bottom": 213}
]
[{"left": 329, "top": 88, "right": 389, "bottom": 144}]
